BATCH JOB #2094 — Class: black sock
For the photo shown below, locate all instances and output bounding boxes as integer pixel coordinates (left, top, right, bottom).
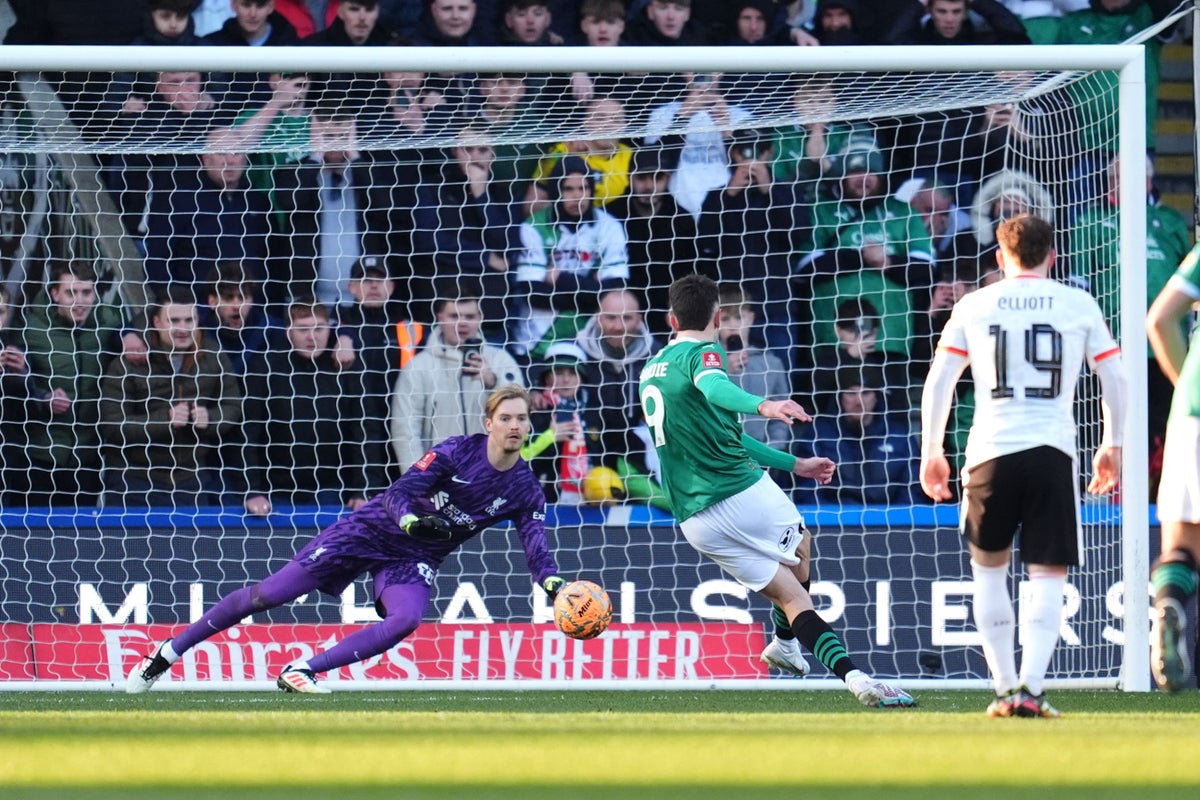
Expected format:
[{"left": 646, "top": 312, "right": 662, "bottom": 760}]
[
  {"left": 771, "top": 605, "right": 795, "bottom": 640},
  {"left": 771, "top": 581, "right": 811, "bottom": 641},
  {"left": 791, "top": 609, "right": 856, "bottom": 680}
]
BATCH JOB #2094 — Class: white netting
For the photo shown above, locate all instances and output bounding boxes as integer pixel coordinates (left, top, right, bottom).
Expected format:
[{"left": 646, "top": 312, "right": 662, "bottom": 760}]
[{"left": 0, "top": 42, "right": 1154, "bottom": 689}]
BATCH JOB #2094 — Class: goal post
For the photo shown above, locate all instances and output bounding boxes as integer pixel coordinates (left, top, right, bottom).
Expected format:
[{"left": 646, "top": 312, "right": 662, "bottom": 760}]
[{"left": 0, "top": 43, "right": 1153, "bottom": 691}]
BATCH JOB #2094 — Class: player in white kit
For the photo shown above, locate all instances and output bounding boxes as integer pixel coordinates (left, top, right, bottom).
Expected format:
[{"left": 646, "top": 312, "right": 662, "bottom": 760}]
[{"left": 919, "top": 214, "right": 1127, "bottom": 717}]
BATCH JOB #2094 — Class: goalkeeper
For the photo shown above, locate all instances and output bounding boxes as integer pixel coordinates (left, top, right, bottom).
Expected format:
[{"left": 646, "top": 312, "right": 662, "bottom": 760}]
[{"left": 127, "top": 385, "right": 567, "bottom": 694}]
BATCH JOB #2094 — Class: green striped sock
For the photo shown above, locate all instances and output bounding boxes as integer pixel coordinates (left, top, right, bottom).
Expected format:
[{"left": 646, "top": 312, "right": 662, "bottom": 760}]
[
  {"left": 1152, "top": 560, "right": 1198, "bottom": 605},
  {"left": 771, "top": 605, "right": 794, "bottom": 640},
  {"left": 791, "top": 609, "right": 855, "bottom": 680}
]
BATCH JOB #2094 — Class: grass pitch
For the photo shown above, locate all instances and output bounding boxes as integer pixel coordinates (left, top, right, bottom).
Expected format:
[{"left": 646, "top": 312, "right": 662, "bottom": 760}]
[{"left": 1, "top": 690, "right": 1199, "bottom": 799}]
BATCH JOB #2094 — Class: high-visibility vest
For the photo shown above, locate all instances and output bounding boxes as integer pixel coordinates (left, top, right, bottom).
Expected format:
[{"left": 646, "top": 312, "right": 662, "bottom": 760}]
[{"left": 395, "top": 321, "right": 425, "bottom": 369}]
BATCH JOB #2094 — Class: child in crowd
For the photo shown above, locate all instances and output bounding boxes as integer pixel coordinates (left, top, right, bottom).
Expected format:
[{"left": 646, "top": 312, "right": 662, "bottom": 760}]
[{"left": 523, "top": 341, "right": 603, "bottom": 505}]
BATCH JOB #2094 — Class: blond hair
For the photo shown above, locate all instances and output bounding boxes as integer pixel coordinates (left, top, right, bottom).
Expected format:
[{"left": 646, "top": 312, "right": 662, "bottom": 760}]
[{"left": 485, "top": 384, "right": 531, "bottom": 419}]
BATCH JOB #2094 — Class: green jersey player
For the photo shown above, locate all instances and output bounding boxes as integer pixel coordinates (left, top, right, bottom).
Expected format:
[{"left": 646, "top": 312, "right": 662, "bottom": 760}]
[
  {"left": 1147, "top": 241, "right": 1200, "bottom": 692},
  {"left": 638, "top": 273, "right": 915, "bottom": 708}
]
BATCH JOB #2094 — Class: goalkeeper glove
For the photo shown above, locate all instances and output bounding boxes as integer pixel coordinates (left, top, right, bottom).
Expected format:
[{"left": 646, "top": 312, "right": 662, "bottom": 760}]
[
  {"left": 541, "top": 575, "right": 566, "bottom": 599},
  {"left": 400, "top": 513, "right": 453, "bottom": 541}
]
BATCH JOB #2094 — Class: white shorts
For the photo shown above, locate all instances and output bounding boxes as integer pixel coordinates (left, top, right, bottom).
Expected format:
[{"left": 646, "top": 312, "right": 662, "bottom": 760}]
[
  {"left": 679, "top": 473, "right": 804, "bottom": 591},
  {"left": 1157, "top": 415, "right": 1200, "bottom": 523}
]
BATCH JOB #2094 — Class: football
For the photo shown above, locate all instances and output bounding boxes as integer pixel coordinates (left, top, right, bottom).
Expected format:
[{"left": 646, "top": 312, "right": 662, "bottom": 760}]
[{"left": 553, "top": 580, "right": 613, "bottom": 640}]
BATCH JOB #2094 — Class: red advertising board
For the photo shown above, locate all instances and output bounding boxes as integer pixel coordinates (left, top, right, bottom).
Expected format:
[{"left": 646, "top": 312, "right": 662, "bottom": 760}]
[
  {"left": 28, "top": 623, "right": 767, "bottom": 684},
  {"left": 0, "top": 623, "right": 34, "bottom": 680}
]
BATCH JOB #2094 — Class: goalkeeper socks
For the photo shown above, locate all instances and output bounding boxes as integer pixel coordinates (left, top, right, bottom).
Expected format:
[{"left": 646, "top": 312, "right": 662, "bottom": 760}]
[
  {"left": 1018, "top": 573, "right": 1065, "bottom": 697},
  {"left": 1152, "top": 549, "right": 1199, "bottom": 607},
  {"left": 159, "top": 640, "right": 180, "bottom": 665},
  {"left": 790, "top": 609, "right": 855, "bottom": 680},
  {"left": 771, "top": 605, "right": 795, "bottom": 641},
  {"left": 970, "top": 560, "right": 1019, "bottom": 694}
]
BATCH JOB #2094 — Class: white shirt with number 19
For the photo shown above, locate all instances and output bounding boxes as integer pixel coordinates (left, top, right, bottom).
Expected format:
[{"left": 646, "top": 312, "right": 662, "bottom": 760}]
[{"left": 936, "top": 274, "right": 1120, "bottom": 469}]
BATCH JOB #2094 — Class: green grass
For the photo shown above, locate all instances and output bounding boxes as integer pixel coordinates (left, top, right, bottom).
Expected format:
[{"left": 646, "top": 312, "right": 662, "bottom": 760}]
[{"left": 1, "top": 690, "right": 1199, "bottom": 799}]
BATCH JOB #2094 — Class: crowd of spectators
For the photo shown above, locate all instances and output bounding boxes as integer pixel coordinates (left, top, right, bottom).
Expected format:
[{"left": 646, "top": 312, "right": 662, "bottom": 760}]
[{"left": 0, "top": 0, "right": 1186, "bottom": 512}]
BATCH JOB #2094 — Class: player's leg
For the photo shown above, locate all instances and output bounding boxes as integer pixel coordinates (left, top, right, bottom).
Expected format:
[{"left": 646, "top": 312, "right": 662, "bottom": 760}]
[
  {"left": 1001, "top": 446, "right": 1076, "bottom": 718},
  {"left": 1152, "top": 416, "right": 1200, "bottom": 691},
  {"left": 278, "top": 581, "right": 430, "bottom": 694},
  {"left": 757, "top": 568, "right": 836, "bottom": 676},
  {"left": 126, "top": 561, "right": 321, "bottom": 693},
  {"left": 680, "top": 476, "right": 911, "bottom": 707},
  {"left": 757, "top": 566, "right": 913, "bottom": 708},
  {"left": 960, "top": 455, "right": 1024, "bottom": 716},
  {"left": 1011, "top": 562, "right": 1067, "bottom": 718},
  {"left": 1152, "top": 521, "right": 1200, "bottom": 692},
  {"left": 761, "top": 530, "right": 811, "bottom": 677},
  {"left": 968, "top": 545, "right": 1021, "bottom": 715}
]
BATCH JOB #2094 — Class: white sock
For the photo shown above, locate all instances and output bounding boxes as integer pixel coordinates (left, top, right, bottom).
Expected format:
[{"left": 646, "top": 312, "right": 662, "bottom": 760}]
[
  {"left": 288, "top": 660, "right": 312, "bottom": 672},
  {"left": 159, "top": 640, "right": 179, "bottom": 664},
  {"left": 971, "top": 560, "right": 1019, "bottom": 694},
  {"left": 1019, "top": 573, "right": 1065, "bottom": 696}
]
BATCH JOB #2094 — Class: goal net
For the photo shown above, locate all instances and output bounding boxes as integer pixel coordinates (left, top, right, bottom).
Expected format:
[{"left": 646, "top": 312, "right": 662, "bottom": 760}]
[{"left": 0, "top": 42, "right": 1153, "bottom": 690}]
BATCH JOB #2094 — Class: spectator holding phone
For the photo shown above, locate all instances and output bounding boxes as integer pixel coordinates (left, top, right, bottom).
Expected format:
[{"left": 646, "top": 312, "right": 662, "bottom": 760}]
[
  {"left": 524, "top": 341, "right": 603, "bottom": 504},
  {"left": 390, "top": 284, "right": 524, "bottom": 472}
]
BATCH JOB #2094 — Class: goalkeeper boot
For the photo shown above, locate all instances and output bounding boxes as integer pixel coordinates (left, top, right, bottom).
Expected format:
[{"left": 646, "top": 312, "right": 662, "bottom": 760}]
[
  {"left": 277, "top": 666, "right": 332, "bottom": 695},
  {"left": 126, "top": 642, "right": 172, "bottom": 694},
  {"left": 985, "top": 688, "right": 1022, "bottom": 718},
  {"left": 1012, "top": 687, "right": 1061, "bottom": 719},
  {"left": 759, "top": 637, "right": 811, "bottom": 677},
  {"left": 1151, "top": 597, "right": 1191, "bottom": 693},
  {"left": 846, "top": 670, "right": 916, "bottom": 709}
]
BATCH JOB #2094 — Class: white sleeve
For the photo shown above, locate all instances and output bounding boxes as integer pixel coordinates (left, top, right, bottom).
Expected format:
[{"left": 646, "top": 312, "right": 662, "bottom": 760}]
[
  {"left": 390, "top": 368, "right": 424, "bottom": 471},
  {"left": 1093, "top": 353, "right": 1128, "bottom": 448},
  {"left": 920, "top": 348, "right": 970, "bottom": 460},
  {"left": 596, "top": 214, "right": 629, "bottom": 279},
  {"left": 515, "top": 221, "right": 548, "bottom": 283},
  {"left": 488, "top": 347, "right": 526, "bottom": 389},
  {"left": 642, "top": 103, "right": 679, "bottom": 145}
]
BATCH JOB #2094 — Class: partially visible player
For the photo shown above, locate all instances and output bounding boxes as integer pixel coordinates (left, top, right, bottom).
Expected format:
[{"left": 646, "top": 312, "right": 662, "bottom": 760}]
[
  {"left": 1146, "top": 241, "right": 1200, "bottom": 692},
  {"left": 638, "top": 273, "right": 914, "bottom": 708},
  {"left": 126, "top": 385, "right": 566, "bottom": 694},
  {"left": 920, "top": 214, "right": 1126, "bottom": 717}
]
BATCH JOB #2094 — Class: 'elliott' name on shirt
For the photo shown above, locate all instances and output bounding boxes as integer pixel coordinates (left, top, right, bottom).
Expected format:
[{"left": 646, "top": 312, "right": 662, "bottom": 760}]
[{"left": 997, "top": 296, "right": 1053, "bottom": 311}]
